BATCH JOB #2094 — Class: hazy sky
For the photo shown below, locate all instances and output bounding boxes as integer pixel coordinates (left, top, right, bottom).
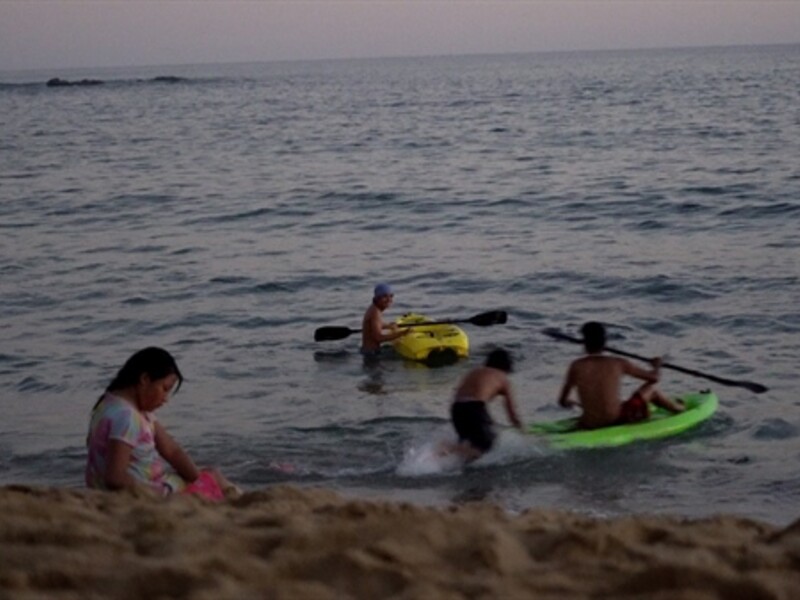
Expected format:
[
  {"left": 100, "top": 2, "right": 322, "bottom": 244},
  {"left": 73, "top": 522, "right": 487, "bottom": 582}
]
[{"left": 1, "top": 1, "right": 798, "bottom": 71}]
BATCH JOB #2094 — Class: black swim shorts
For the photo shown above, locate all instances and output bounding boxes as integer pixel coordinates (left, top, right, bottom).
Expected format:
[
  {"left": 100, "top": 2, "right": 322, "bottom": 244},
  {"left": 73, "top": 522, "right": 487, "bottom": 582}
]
[{"left": 451, "top": 400, "right": 496, "bottom": 452}]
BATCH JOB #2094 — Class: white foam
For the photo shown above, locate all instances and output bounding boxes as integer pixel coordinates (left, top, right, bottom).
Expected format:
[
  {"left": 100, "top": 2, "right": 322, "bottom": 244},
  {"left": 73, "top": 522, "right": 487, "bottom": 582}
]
[
  {"left": 396, "top": 426, "right": 549, "bottom": 477},
  {"left": 395, "top": 429, "right": 467, "bottom": 476},
  {"left": 471, "top": 428, "right": 550, "bottom": 467}
]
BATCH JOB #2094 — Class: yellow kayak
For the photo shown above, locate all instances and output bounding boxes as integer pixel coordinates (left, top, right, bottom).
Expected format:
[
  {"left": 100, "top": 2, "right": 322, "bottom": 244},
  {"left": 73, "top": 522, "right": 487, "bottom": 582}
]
[{"left": 393, "top": 313, "right": 469, "bottom": 366}]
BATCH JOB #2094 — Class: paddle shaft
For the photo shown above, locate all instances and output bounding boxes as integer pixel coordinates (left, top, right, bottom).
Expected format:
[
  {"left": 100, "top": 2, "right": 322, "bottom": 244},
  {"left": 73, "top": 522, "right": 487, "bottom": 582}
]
[
  {"left": 314, "top": 310, "right": 507, "bottom": 342},
  {"left": 352, "top": 317, "right": 481, "bottom": 334},
  {"left": 544, "top": 330, "right": 768, "bottom": 394},
  {"left": 314, "top": 321, "right": 443, "bottom": 342}
]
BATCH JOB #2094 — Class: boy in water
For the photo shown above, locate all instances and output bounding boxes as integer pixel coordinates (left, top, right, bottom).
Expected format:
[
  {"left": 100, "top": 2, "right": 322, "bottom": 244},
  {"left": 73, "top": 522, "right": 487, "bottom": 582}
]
[
  {"left": 449, "top": 348, "right": 524, "bottom": 461},
  {"left": 557, "top": 321, "right": 684, "bottom": 429},
  {"left": 361, "top": 283, "right": 409, "bottom": 355}
]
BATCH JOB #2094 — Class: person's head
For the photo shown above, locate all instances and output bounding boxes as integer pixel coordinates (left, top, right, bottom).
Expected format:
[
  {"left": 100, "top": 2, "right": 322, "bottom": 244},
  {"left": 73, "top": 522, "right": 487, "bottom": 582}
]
[
  {"left": 581, "top": 321, "right": 606, "bottom": 353},
  {"left": 485, "top": 348, "right": 513, "bottom": 373},
  {"left": 372, "top": 283, "right": 394, "bottom": 310},
  {"left": 103, "top": 347, "right": 183, "bottom": 411}
]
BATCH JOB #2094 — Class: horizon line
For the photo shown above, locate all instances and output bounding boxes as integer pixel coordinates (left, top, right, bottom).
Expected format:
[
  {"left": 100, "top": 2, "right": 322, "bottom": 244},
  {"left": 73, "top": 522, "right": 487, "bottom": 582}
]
[{"left": 2, "top": 41, "right": 798, "bottom": 75}]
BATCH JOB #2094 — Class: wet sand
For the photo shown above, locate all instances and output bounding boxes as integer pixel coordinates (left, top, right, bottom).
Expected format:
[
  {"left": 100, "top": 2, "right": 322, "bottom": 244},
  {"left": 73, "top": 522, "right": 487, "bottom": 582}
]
[{"left": 1, "top": 484, "right": 799, "bottom": 599}]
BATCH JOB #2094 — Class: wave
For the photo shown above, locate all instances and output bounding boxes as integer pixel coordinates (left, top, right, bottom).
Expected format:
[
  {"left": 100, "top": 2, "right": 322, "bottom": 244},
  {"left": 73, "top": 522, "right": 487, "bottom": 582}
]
[{"left": 718, "top": 201, "right": 800, "bottom": 219}]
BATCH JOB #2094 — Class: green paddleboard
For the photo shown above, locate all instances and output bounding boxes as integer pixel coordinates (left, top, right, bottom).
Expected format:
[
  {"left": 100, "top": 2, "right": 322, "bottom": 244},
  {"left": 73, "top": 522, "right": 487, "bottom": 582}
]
[{"left": 528, "top": 391, "right": 718, "bottom": 449}]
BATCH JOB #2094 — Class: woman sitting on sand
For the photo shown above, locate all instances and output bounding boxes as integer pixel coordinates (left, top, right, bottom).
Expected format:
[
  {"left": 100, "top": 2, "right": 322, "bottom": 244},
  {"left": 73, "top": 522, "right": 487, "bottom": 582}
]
[{"left": 85, "top": 347, "right": 238, "bottom": 500}]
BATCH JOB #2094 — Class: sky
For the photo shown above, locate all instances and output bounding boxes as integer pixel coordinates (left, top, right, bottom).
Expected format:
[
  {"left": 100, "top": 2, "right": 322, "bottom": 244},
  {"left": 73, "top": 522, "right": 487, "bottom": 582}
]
[{"left": 0, "top": 1, "right": 799, "bottom": 72}]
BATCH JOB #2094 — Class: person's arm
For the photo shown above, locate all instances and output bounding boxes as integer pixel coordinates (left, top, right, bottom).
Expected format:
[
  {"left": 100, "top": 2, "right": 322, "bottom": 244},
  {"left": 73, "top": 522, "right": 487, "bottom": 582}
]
[
  {"left": 154, "top": 421, "right": 200, "bottom": 483},
  {"left": 104, "top": 439, "right": 138, "bottom": 490},
  {"left": 503, "top": 396, "right": 524, "bottom": 431},
  {"left": 622, "top": 357, "right": 661, "bottom": 383},
  {"left": 367, "top": 312, "right": 408, "bottom": 342},
  {"left": 383, "top": 322, "right": 411, "bottom": 340},
  {"left": 500, "top": 379, "right": 524, "bottom": 430},
  {"left": 557, "top": 364, "right": 580, "bottom": 408}
]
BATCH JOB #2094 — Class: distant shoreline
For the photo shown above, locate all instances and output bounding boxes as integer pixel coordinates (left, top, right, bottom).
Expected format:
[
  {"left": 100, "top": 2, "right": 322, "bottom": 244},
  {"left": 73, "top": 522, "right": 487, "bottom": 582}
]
[{"left": 44, "top": 75, "right": 186, "bottom": 87}]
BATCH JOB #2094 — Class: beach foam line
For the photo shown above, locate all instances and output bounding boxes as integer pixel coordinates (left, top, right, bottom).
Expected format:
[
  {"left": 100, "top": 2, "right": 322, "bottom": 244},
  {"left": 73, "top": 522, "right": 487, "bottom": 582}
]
[{"left": 1, "top": 484, "right": 798, "bottom": 599}]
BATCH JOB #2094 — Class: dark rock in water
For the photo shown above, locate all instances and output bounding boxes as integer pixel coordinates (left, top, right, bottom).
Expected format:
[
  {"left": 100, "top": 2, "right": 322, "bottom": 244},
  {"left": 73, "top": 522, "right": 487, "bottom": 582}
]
[
  {"left": 46, "top": 77, "right": 104, "bottom": 87},
  {"left": 152, "top": 76, "right": 185, "bottom": 83}
]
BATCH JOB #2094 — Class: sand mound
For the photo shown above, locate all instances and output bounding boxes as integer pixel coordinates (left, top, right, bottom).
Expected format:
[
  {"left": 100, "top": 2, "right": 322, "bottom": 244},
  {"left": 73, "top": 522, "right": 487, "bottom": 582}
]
[{"left": 1, "top": 485, "right": 799, "bottom": 599}]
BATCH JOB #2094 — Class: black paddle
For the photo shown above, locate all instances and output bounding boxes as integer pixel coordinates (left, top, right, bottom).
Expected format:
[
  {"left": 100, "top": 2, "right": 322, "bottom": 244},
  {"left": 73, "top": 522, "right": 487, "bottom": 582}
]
[
  {"left": 314, "top": 310, "right": 508, "bottom": 342},
  {"left": 542, "top": 327, "right": 768, "bottom": 394}
]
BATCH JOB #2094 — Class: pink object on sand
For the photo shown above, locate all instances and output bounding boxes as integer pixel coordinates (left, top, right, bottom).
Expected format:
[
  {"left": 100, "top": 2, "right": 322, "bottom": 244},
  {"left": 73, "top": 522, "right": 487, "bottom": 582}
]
[{"left": 182, "top": 471, "right": 225, "bottom": 501}]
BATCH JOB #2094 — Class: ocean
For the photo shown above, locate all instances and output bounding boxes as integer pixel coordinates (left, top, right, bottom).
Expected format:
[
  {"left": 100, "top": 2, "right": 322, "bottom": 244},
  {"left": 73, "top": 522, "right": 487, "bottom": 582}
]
[{"left": 1, "top": 45, "right": 798, "bottom": 524}]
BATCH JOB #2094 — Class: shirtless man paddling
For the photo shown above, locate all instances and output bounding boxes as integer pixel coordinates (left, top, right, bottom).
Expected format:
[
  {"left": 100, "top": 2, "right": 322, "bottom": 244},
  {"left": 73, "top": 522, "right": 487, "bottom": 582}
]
[
  {"left": 558, "top": 321, "right": 684, "bottom": 429},
  {"left": 361, "top": 283, "right": 409, "bottom": 356}
]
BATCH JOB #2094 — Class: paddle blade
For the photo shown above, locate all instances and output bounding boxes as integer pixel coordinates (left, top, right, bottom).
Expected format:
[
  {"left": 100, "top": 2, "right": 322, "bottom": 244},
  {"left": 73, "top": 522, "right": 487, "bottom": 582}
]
[
  {"left": 741, "top": 381, "right": 769, "bottom": 394},
  {"left": 468, "top": 310, "right": 508, "bottom": 327},
  {"left": 314, "top": 326, "right": 357, "bottom": 342}
]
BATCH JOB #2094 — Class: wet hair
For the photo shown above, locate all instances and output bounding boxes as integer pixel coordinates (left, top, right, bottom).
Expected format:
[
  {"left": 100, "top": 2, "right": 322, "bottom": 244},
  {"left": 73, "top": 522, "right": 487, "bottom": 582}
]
[
  {"left": 581, "top": 321, "right": 606, "bottom": 353},
  {"left": 485, "top": 348, "right": 513, "bottom": 372},
  {"left": 95, "top": 347, "right": 183, "bottom": 409}
]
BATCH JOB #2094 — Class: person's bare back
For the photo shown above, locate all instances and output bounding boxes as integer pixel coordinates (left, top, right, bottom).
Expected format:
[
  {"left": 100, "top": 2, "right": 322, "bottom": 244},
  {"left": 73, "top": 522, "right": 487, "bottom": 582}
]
[
  {"left": 561, "top": 355, "right": 640, "bottom": 428},
  {"left": 558, "top": 322, "right": 684, "bottom": 429},
  {"left": 454, "top": 366, "right": 512, "bottom": 404}
]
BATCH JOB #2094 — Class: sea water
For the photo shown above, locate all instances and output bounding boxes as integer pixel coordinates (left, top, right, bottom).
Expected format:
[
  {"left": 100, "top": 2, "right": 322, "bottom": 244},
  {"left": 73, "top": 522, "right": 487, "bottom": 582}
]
[{"left": 1, "top": 45, "right": 798, "bottom": 524}]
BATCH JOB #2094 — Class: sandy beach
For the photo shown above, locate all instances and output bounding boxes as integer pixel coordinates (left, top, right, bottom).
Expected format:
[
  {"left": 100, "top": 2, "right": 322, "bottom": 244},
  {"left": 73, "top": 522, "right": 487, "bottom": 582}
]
[{"left": 1, "top": 485, "right": 799, "bottom": 599}]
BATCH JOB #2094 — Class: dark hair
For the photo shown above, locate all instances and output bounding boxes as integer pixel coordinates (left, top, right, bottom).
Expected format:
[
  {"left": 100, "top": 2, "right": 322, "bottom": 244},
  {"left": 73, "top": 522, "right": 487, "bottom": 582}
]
[
  {"left": 485, "top": 348, "right": 513, "bottom": 372},
  {"left": 581, "top": 321, "right": 606, "bottom": 353},
  {"left": 95, "top": 347, "right": 183, "bottom": 409}
]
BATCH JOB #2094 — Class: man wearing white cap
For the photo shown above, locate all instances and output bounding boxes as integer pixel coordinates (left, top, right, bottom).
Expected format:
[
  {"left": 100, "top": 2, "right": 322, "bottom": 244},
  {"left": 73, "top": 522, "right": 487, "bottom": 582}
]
[{"left": 361, "top": 283, "right": 409, "bottom": 356}]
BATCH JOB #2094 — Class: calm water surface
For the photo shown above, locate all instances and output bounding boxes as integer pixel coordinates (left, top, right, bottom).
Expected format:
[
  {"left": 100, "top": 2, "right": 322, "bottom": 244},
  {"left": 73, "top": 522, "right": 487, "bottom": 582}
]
[{"left": 1, "top": 45, "right": 799, "bottom": 524}]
